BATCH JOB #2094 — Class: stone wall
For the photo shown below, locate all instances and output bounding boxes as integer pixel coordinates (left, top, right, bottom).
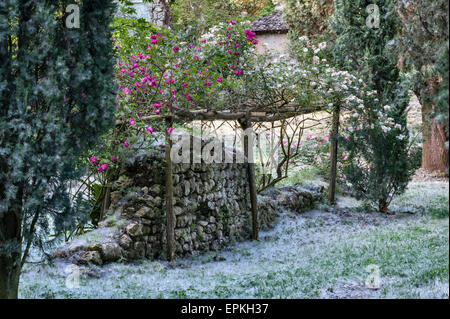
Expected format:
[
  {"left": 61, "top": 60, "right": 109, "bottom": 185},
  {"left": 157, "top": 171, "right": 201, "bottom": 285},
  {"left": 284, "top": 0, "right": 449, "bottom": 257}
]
[
  {"left": 109, "top": 142, "right": 254, "bottom": 261},
  {"left": 53, "top": 137, "right": 324, "bottom": 266}
]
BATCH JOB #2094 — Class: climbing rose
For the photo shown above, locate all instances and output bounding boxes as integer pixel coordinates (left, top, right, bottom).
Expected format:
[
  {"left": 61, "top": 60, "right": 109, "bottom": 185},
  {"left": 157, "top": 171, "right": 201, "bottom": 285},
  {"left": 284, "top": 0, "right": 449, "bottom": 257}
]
[
  {"left": 89, "top": 156, "right": 97, "bottom": 164},
  {"left": 111, "top": 156, "right": 118, "bottom": 163},
  {"left": 217, "top": 77, "right": 222, "bottom": 83},
  {"left": 129, "top": 119, "right": 135, "bottom": 126},
  {"left": 146, "top": 127, "right": 154, "bottom": 133},
  {"left": 173, "top": 46, "right": 180, "bottom": 52},
  {"left": 124, "top": 140, "right": 129, "bottom": 148},
  {"left": 167, "top": 127, "right": 174, "bottom": 134},
  {"left": 97, "top": 163, "right": 109, "bottom": 172}
]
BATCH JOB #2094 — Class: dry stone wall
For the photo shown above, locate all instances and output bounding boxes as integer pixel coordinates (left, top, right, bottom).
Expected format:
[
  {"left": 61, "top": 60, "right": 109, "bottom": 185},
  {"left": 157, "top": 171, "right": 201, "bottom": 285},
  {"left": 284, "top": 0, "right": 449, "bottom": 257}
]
[
  {"left": 53, "top": 137, "right": 323, "bottom": 266},
  {"left": 110, "top": 142, "right": 254, "bottom": 260}
]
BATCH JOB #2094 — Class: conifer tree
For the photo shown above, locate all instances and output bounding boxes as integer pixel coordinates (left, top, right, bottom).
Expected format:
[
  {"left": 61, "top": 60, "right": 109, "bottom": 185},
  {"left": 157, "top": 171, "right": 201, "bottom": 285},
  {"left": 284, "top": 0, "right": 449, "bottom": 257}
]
[
  {"left": 329, "top": 0, "right": 414, "bottom": 212},
  {"left": 0, "top": 0, "right": 117, "bottom": 298}
]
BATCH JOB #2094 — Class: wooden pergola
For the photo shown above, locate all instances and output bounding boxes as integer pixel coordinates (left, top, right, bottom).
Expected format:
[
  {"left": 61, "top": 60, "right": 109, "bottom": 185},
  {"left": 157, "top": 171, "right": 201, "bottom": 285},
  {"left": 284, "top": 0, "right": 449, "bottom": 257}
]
[{"left": 116, "top": 104, "right": 340, "bottom": 262}]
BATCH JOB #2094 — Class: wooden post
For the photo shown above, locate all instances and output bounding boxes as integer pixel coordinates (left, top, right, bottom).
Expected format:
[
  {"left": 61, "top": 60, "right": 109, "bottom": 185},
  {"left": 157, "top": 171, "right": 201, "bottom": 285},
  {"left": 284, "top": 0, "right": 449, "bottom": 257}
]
[
  {"left": 165, "top": 116, "right": 175, "bottom": 262},
  {"left": 240, "top": 117, "right": 259, "bottom": 241},
  {"left": 328, "top": 104, "right": 341, "bottom": 205}
]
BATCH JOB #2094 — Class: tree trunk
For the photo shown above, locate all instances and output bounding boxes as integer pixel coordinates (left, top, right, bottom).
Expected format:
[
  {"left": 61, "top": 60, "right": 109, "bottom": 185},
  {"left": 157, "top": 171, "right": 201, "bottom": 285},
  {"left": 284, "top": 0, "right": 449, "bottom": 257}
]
[
  {"left": 378, "top": 200, "right": 389, "bottom": 214},
  {"left": 151, "top": 0, "right": 172, "bottom": 28},
  {"left": 421, "top": 101, "right": 449, "bottom": 174},
  {"left": 0, "top": 264, "right": 20, "bottom": 299},
  {"left": 0, "top": 186, "right": 23, "bottom": 299}
]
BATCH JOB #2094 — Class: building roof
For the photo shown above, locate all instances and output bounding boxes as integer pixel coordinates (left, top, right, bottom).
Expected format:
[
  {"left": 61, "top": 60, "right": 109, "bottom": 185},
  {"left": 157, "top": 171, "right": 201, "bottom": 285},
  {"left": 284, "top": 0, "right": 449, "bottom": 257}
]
[{"left": 251, "top": 11, "right": 289, "bottom": 34}]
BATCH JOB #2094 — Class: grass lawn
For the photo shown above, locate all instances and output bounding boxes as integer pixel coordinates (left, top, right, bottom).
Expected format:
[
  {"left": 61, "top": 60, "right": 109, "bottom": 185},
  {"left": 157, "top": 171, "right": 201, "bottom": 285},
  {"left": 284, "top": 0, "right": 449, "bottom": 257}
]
[{"left": 19, "top": 181, "right": 449, "bottom": 299}]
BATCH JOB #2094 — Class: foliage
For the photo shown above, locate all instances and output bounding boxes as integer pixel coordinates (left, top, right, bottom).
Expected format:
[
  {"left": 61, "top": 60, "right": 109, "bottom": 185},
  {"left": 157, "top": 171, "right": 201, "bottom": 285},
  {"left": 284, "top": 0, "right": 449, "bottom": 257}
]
[
  {"left": 329, "top": 0, "right": 414, "bottom": 212},
  {"left": 256, "top": 0, "right": 276, "bottom": 19},
  {"left": 284, "top": 0, "right": 334, "bottom": 36},
  {"left": 230, "top": 0, "right": 274, "bottom": 17},
  {"left": 84, "top": 20, "right": 262, "bottom": 207},
  {"left": 99, "top": 15, "right": 374, "bottom": 198},
  {"left": 299, "top": 133, "right": 350, "bottom": 180},
  {"left": 170, "top": 0, "right": 271, "bottom": 37},
  {"left": 433, "top": 41, "right": 449, "bottom": 134},
  {"left": 171, "top": 0, "right": 237, "bottom": 37},
  {"left": 0, "top": 0, "right": 117, "bottom": 298},
  {"left": 397, "top": 0, "right": 449, "bottom": 108}
]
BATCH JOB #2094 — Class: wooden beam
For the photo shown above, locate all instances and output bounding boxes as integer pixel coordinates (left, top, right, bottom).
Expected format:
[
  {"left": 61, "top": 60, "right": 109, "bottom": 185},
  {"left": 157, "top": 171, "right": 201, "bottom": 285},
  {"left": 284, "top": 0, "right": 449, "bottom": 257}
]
[{"left": 115, "top": 105, "right": 324, "bottom": 126}]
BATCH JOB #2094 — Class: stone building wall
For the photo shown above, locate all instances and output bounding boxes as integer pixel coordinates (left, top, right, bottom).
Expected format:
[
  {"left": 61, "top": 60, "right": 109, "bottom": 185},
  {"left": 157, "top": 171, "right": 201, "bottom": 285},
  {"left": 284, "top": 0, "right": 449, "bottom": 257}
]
[{"left": 255, "top": 33, "right": 290, "bottom": 55}]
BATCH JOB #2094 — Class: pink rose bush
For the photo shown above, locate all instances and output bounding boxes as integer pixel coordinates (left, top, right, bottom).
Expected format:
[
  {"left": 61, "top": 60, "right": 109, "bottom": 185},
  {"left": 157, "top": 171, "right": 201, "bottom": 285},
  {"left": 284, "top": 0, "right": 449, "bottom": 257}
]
[{"left": 86, "top": 20, "right": 260, "bottom": 178}]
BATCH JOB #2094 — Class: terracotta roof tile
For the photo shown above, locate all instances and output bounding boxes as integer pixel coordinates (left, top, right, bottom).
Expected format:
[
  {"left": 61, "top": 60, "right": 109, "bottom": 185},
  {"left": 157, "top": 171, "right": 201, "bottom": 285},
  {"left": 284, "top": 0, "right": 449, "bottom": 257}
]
[{"left": 251, "top": 11, "right": 289, "bottom": 33}]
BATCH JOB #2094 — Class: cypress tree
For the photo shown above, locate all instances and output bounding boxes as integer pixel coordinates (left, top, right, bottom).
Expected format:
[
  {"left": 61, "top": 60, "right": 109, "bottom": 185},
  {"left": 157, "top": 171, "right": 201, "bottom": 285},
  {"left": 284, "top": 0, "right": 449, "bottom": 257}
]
[
  {"left": 329, "top": 0, "right": 414, "bottom": 212},
  {"left": 0, "top": 0, "right": 117, "bottom": 298}
]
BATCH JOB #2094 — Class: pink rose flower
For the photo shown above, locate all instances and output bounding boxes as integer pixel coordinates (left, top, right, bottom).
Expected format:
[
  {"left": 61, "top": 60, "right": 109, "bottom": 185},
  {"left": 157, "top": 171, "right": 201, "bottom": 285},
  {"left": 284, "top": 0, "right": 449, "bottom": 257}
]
[
  {"left": 146, "top": 127, "right": 154, "bottom": 134},
  {"left": 173, "top": 46, "right": 180, "bottom": 52},
  {"left": 129, "top": 119, "right": 135, "bottom": 126},
  {"left": 124, "top": 140, "right": 129, "bottom": 148},
  {"left": 89, "top": 156, "right": 97, "bottom": 164}
]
